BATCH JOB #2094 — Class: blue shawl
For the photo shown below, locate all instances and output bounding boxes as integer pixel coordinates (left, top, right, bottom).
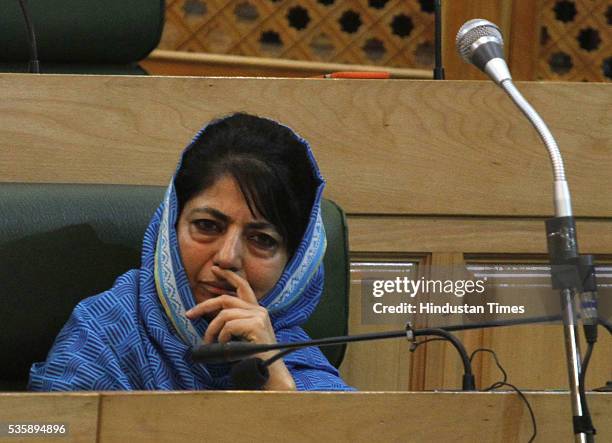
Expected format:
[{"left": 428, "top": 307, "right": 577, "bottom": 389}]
[{"left": 28, "top": 118, "right": 353, "bottom": 391}]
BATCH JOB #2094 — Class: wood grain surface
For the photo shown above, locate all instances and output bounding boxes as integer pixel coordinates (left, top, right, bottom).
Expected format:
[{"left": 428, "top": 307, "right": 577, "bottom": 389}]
[
  {"left": 94, "top": 391, "right": 610, "bottom": 443},
  {"left": 348, "top": 217, "right": 612, "bottom": 254},
  {"left": 1, "top": 74, "right": 610, "bottom": 217},
  {"left": 1, "top": 391, "right": 609, "bottom": 442},
  {"left": 0, "top": 393, "right": 98, "bottom": 442},
  {"left": 1, "top": 74, "right": 610, "bottom": 398}
]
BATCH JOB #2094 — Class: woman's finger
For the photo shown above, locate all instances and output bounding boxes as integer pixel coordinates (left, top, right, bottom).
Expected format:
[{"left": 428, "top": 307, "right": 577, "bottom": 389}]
[
  {"left": 217, "top": 317, "right": 272, "bottom": 344},
  {"left": 186, "top": 294, "right": 251, "bottom": 319},
  {"left": 211, "top": 266, "right": 258, "bottom": 304},
  {"left": 203, "top": 307, "right": 255, "bottom": 344}
]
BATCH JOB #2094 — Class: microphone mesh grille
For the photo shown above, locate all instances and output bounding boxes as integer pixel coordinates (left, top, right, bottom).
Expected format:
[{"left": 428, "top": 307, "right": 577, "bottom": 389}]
[{"left": 456, "top": 19, "right": 503, "bottom": 61}]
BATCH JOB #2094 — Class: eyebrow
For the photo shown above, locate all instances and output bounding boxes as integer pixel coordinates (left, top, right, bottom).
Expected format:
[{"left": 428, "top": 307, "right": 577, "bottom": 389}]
[{"left": 188, "top": 207, "right": 276, "bottom": 231}]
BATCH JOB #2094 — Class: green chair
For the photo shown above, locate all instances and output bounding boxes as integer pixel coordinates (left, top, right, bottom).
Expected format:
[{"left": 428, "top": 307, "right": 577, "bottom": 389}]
[
  {"left": 0, "top": 183, "right": 349, "bottom": 391},
  {"left": 0, "top": 1, "right": 165, "bottom": 74}
]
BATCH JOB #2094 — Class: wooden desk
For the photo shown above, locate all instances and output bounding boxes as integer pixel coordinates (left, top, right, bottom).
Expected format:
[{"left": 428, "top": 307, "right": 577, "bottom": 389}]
[{"left": 0, "top": 391, "right": 610, "bottom": 442}]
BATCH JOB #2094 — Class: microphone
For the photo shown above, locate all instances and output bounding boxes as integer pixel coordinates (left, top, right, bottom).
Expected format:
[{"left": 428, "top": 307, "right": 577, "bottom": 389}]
[
  {"left": 190, "top": 341, "right": 275, "bottom": 364},
  {"left": 456, "top": 19, "right": 597, "bottom": 441},
  {"left": 455, "top": 19, "right": 510, "bottom": 84},
  {"left": 192, "top": 326, "right": 477, "bottom": 391},
  {"left": 456, "top": 18, "right": 571, "bottom": 217},
  {"left": 229, "top": 348, "right": 296, "bottom": 390},
  {"left": 231, "top": 358, "right": 270, "bottom": 390}
]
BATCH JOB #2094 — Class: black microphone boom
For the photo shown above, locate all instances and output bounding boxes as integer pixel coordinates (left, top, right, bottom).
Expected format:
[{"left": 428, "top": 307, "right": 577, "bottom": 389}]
[
  {"left": 231, "top": 358, "right": 270, "bottom": 390},
  {"left": 192, "top": 325, "right": 477, "bottom": 391},
  {"left": 191, "top": 341, "right": 275, "bottom": 364}
]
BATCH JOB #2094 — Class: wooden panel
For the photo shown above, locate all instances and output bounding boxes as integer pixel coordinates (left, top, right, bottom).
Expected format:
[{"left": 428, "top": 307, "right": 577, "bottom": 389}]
[
  {"left": 0, "top": 75, "right": 610, "bottom": 217},
  {"left": 340, "top": 247, "right": 611, "bottom": 392},
  {"left": 95, "top": 391, "right": 611, "bottom": 442},
  {"left": 0, "top": 393, "right": 99, "bottom": 442},
  {"left": 442, "top": 0, "right": 512, "bottom": 80},
  {"left": 0, "top": 392, "right": 608, "bottom": 442},
  {"left": 417, "top": 253, "right": 483, "bottom": 390},
  {"left": 507, "top": 0, "right": 540, "bottom": 80},
  {"left": 348, "top": 217, "right": 612, "bottom": 254},
  {"left": 537, "top": 0, "right": 612, "bottom": 82},
  {"left": 339, "top": 258, "right": 420, "bottom": 391},
  {"left": 141, "top": 49, "right": 432, "bottom": 78},
  {"left": 480, "top": 324, "right": 612, "bottom": 391},
  {"left": 159, "top": 1, "right": 437, "bottom": 69}
]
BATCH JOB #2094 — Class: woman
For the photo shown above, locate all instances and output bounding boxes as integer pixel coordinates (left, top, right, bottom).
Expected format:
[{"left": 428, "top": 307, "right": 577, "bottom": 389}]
[{"left": 28, "top": 113, "right": 353, "bottom": 391}]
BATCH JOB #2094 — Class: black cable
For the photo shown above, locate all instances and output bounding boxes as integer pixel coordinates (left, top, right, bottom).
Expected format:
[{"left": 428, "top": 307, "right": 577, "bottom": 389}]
[
  {"left": 412, "top": 327, "right": 475, "bottom": 390},
  {"left": 17, "top": 0, "right": 40, "bottom": 73},
  {"left": 487, "top": 381, "right": 537, "bottom": 443},
  {"left": 409, "top": 337, "right": 447, "bottom": 352},
  {"left": 469, "top": 348, "right": 507, "bottom": 389},
  {"left": 268, "top": 330, "right": 475, "bottom": 390},
  {"left": 598, "top": 317, "right": 612, "bottom": 335},
  {"left": 579, "top": 342, "right": 594, "bottom": 403},
  {"left": 209, "top": 326, "right": 472, "bottom": 391},
  {"left": 470, "top": 348, "right": 536, "bottom": 443},
  {"left": 409, "top": 343, "right": 535, "bottom": 441}
]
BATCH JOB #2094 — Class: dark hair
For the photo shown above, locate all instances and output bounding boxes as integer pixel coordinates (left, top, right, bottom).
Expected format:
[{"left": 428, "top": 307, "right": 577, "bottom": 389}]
[{"left": 174, "top": 113, "right": 319, "bottom": 256}]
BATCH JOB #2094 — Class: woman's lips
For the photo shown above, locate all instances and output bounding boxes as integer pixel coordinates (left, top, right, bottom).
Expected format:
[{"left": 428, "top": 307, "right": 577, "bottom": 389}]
[{"left": 198, "top": 282, "right": 237, "bottom": 297}]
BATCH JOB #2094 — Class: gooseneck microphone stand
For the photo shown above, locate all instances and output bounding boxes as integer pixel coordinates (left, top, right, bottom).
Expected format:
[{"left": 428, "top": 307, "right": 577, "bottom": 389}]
[
  {"left": 497, "top": 47, "right": 597, "bottom": 443},
  {"left": 503, "top": 81, "right": 592, "bottom": 442},
  {"left": 455, "top": 19, "right": 597, "bottom": 443}
]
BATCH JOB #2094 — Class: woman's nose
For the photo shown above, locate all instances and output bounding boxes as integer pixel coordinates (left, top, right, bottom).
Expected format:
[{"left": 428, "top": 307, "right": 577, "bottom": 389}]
[{"left": 213, "top": 230, "right": 242, "bottom": 272}]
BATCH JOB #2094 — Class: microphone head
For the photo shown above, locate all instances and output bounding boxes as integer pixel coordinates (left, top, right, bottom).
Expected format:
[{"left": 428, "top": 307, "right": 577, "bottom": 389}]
[
  {"left": 231, "top": 358, "right": 270, "bottom": 390},
  {"left": 455, "top": 19, "right": 504, "bottom": 63}
]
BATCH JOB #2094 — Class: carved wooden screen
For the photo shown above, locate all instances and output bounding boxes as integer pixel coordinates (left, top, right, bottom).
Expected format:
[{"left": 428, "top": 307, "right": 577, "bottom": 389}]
[
  {"left": 538, "top": 0, "right": 611, "bottom": 81},
  {"left": 159, "top": 0, "right": 436, "bottom": 69}
]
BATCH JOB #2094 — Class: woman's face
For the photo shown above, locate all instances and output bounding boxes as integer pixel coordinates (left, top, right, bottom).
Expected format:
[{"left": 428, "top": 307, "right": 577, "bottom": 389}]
[{"left": 177, "top": 174, "right": 289, "bottom": 304}]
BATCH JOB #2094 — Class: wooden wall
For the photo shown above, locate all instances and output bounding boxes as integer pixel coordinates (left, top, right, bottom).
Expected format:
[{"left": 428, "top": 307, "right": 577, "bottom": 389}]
[
  {"left": 159, "top": 0, "right": 438, "bottom": 68},
  {"left": 1, "top": 74, "right": 610, "bottom": 392},
  {"left": 146, "top": 1, "right": 611, "bottom": 82},
  {"left": 442, "top": 0, "right": 611, "bottom": 82}
]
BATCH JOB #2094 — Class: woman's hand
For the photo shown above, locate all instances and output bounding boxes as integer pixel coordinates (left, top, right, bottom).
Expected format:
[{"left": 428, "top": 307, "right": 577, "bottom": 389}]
[{"left": 186, "top": 266, "right": 296, "bottom": 391}]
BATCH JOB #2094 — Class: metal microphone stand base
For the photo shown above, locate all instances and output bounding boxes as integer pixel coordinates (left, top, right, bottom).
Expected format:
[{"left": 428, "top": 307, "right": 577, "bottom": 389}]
[
  {"left": 559, "top": 288, "right": 589, "bottom": 443},
  {"left": 547, "top": 218, "right": 595, "bottom": 442}
]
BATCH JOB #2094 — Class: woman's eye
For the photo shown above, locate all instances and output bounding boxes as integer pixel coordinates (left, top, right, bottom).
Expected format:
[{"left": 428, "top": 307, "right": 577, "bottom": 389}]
[
  {"left": 250, "top": 233, "right": 278, "bottom": 249},
  {"left": 193, "top": 219, "right": 221, "bottom": 233}
]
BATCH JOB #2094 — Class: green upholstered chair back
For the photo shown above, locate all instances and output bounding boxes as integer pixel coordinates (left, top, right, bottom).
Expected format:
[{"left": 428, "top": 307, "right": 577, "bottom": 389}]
[
  {"left": 0, "top": 1, "right": 164, "bottom": 74},
  {"left": 0, "top": 183, "right": 349, "bottom": 391}
]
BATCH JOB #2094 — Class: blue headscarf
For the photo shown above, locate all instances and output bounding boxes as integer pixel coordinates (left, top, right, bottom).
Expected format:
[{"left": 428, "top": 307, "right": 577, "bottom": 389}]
[{"left": 28, "top": 115, "right": 353, "bottom": 391}]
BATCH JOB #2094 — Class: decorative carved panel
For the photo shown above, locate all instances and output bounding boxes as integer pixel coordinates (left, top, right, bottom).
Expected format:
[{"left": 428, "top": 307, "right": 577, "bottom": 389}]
[
  {"left": 538, "top": 0, "right": 611, "bottom": 81},
  {"left": 159, "top": 0, "right": 436, "bottom": 69}
]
